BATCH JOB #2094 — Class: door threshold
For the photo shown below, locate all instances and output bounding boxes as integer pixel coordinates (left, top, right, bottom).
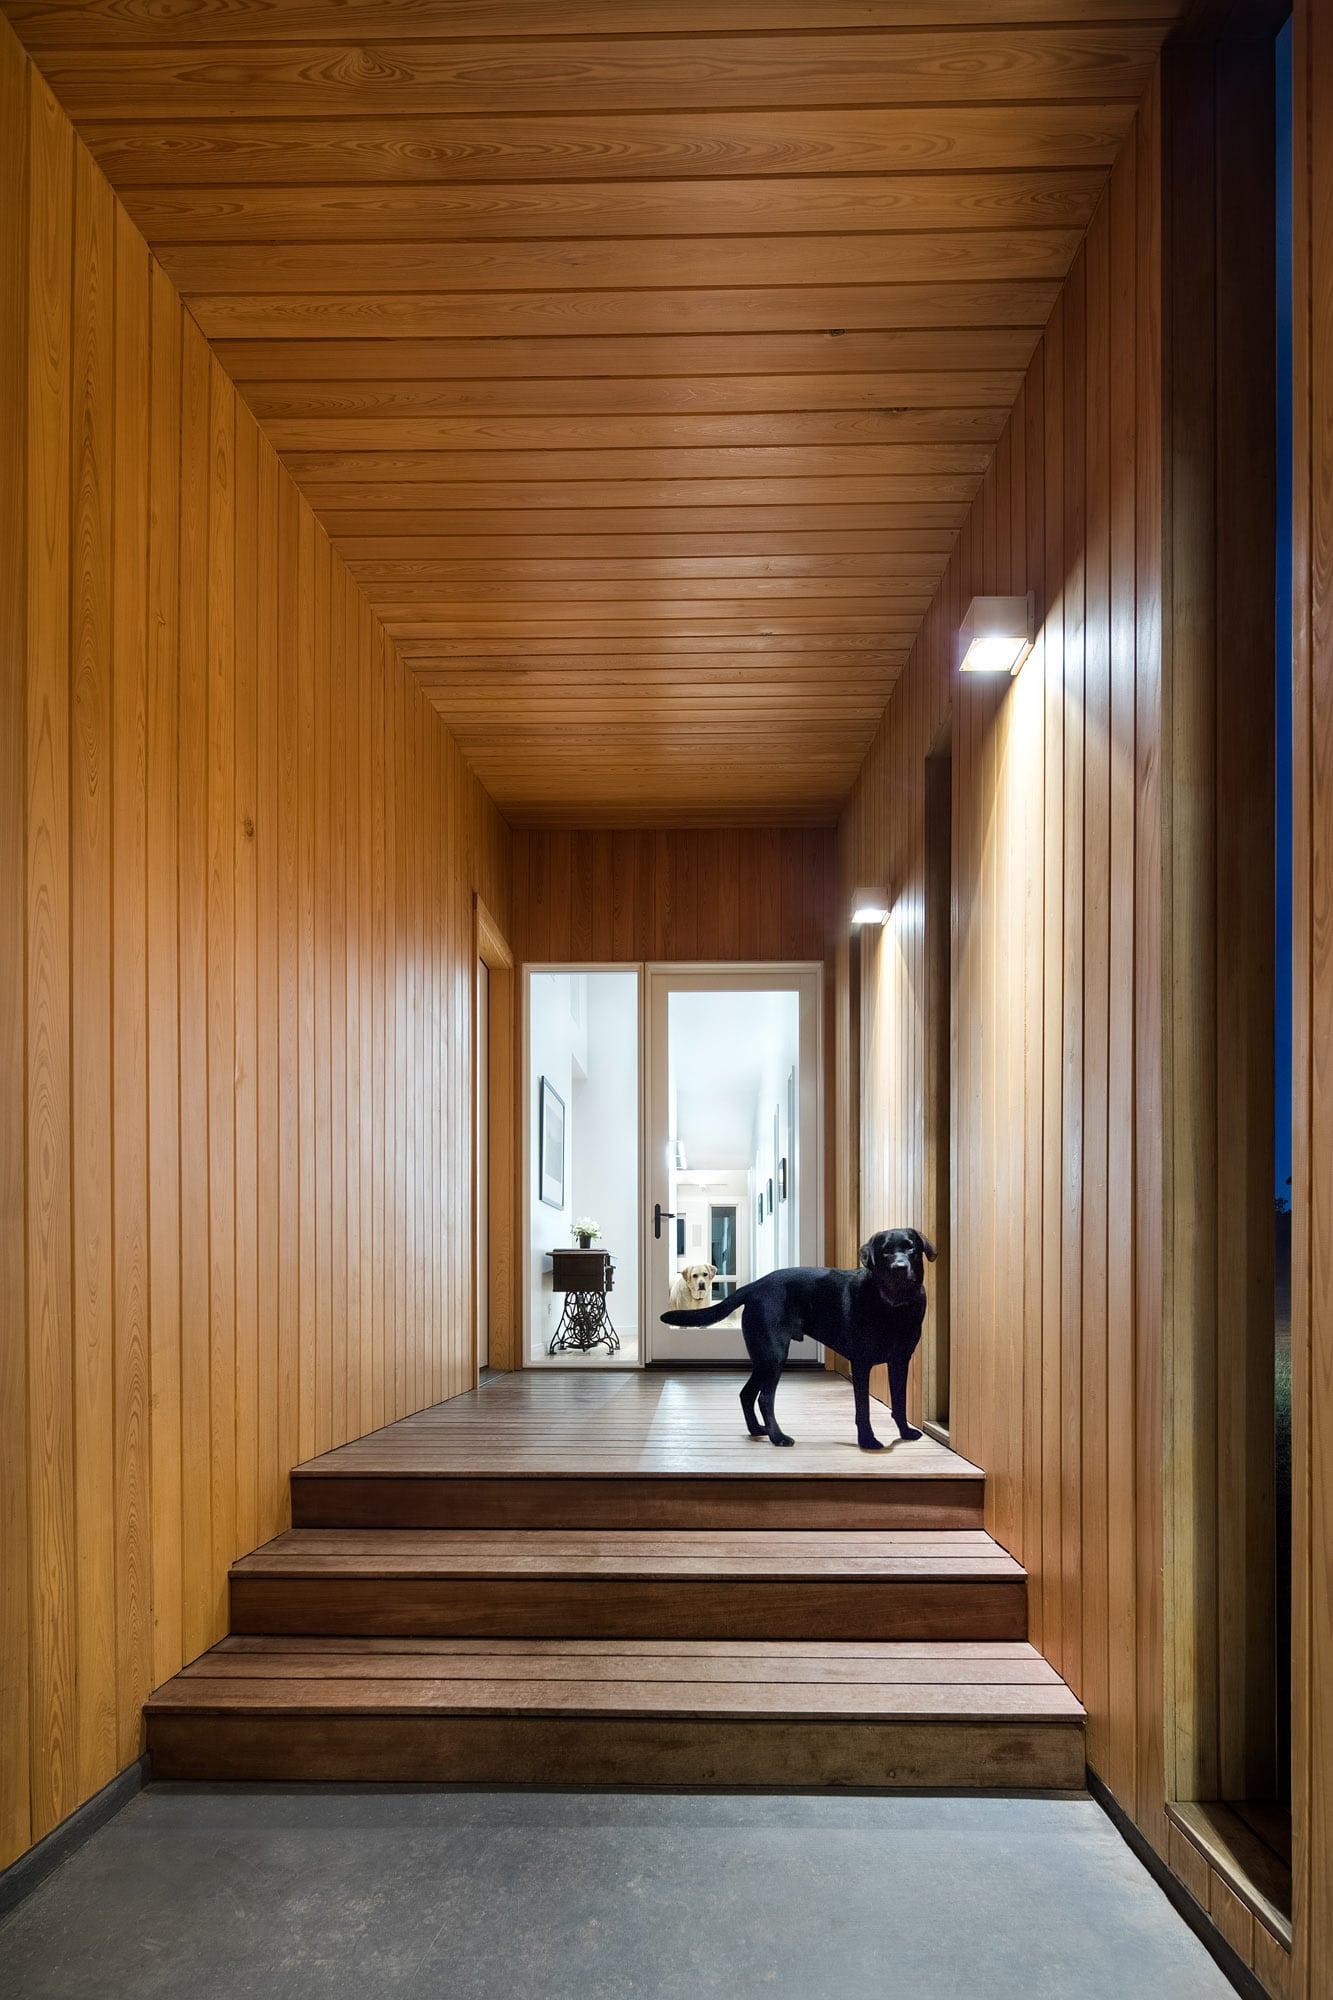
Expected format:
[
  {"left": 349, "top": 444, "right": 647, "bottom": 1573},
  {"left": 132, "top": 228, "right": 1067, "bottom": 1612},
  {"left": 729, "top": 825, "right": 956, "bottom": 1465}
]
[{"left": 645, "top": 1358, "right": 824, "bottom": 1372}]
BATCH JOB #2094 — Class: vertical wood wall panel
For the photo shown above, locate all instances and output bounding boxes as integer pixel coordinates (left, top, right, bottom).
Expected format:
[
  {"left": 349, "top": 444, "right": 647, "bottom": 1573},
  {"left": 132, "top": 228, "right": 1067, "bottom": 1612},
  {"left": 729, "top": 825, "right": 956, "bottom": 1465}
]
[
  {"left": 25, "top": 67, "right": 76, "bottom": 1841},
  {"left": 110, "top": 202, "right": 151, "bottom": 1771},
  {"left": 178, "top": 311, "right": 212, "bottom": 1665},
  {"left": 69, "top": 148, "right": 117, "bottom": 1804},
  {"left": 0, "top": 19, "right": 30, "bottom": 1868},
  {"left": 837, "top": 83, "right": 1168, "bottom": 1899},
  {"left": 144, "top": 259, "right": 181, "bottom": 1692},
  {"left": 255, "top": 439, "right": 280, "bottom": 1546},
  {"left": 511, "top": 828, "right": 834, "bottom": 969},
  {"left": 233, "top": 401, "right": 259, "bottom": 1563},
  {"left": 206, "top": 351, "right": 236, "bottom": 1638},
  {"left": 0, "top": 15, "right": 511, "bottom": 1871},
  {"left": 1131, "top": 65, "right": 1166, "bottom": 1854}
]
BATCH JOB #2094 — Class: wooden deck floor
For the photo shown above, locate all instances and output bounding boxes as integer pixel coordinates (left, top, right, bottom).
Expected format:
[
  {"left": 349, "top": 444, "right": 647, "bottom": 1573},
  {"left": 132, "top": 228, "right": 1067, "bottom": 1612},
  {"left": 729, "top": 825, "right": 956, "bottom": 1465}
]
[
  {"left": 297, "top": 1368, "right": 976, "bottom": 1476},
  {"left": 290, "top": 1369, "right": 984, "bottom": 1532}
]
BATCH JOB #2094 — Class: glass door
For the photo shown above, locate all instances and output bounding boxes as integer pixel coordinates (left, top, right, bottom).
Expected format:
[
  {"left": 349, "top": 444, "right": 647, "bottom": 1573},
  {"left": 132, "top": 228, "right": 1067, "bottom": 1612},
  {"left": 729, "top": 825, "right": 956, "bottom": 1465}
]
[{"left": 645, "top": 965, "right": 822, "bottom": 1364}]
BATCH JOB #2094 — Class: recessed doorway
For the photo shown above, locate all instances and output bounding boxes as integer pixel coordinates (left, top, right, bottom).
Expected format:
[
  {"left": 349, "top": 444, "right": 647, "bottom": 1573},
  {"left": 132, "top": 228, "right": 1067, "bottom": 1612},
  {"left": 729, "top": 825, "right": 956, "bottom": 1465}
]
[{"left": 519, "top": 962, "right": 823, "bottom": 1369}]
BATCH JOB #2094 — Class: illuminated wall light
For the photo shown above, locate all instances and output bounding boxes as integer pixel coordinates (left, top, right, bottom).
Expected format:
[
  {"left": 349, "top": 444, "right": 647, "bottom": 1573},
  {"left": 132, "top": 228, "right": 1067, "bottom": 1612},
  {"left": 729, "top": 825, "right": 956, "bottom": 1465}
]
[
  {"left": 850, "top": 886, "right": 891, "bottom": 927},
  {"left": 957, "top": 591, "right": 1035, "bottom": 676}
]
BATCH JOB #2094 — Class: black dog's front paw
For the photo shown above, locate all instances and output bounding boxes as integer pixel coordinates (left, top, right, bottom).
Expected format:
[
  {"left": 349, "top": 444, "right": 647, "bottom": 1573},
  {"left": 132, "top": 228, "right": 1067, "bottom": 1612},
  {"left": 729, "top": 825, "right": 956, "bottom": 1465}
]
[
  {"left": 770, "top": 1431, "right": 795, "bottom": 1447},
  {"left": 896, "top": 1423, "right": 923, "bottom": 1443},
  {"left": 857, "top": 1433, "right": 886, "bottom": 1452}
]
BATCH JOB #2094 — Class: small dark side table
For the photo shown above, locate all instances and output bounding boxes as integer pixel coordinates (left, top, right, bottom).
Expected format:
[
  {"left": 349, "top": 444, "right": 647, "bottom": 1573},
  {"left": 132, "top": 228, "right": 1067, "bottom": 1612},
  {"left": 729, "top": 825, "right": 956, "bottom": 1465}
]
[{"left": 548, "top": 1248, "right": 619, "bottom": 1355}]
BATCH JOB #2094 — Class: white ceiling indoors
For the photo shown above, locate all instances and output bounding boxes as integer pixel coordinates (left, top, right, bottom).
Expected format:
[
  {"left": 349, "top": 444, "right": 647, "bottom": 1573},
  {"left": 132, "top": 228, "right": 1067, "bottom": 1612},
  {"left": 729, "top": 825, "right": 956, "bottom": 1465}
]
[{"left": 669, "top": 989, "right": 799, "bottom": 1170}]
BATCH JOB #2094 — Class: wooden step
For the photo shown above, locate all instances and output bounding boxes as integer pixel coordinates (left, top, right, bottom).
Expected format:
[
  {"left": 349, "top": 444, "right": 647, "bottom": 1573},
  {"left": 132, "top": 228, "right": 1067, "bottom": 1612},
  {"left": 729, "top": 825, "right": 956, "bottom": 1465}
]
[
  {"left": 290, "top": 1468, "right": 985, "bottom": 1533},
  {"left": 146, "top": 1636, "right": 1085, "bottom": 1790},
  {"left": 229, "top": 1528, "right": 1028, "bottom": 1643},
  {"left": 289, "top": 1374, "right": 986, "bottom": 1533}
]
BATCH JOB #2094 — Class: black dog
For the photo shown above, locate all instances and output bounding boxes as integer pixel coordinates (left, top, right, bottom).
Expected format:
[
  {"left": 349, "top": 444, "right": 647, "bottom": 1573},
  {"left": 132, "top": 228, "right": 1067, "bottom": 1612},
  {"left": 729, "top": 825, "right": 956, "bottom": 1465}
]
[{"left": 659, "top": 1228, "right": 936, "bottom": 1451}]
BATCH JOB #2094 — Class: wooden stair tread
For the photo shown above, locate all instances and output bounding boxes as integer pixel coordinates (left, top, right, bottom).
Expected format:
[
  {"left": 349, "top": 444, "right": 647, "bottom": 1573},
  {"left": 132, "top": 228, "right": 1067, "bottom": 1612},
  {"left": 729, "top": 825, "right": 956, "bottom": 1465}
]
[
  {"left": 297, "top": 1451, "right": 983, "bottom": 1478},
  {"left": 288, "top": 1379, "right": 986, "bottom": 1531},
  {"left": 234, "top": 1527, "right": 1023, "bottom": 1583},
  {"left": 209, "top": 1635, "right": 1042, "bottom": 1658},
  {"left": 292, "top": 1374, "right": 983, "bottom": 1482},
  {"left": 189, "top": 1636, "right": 1062, "bottom": 1684},
  {"left": 149, "top": 1637, "right": 1084, "bottom": 1723},
  {"left": 150, "top": 1679, "right": 1082, "bottom": 1722},
  {"left": 289, "top": 1470, "right": 984, "bottom": 1532}
]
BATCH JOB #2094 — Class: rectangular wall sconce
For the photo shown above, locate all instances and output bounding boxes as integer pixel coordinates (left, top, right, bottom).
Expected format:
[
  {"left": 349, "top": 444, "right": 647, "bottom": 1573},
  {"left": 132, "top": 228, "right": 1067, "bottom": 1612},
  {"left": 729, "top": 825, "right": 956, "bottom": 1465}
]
[
  {"left": 958, "top": 591, "right": 1035, "bottom": 676},
  {"left": 850, "top": 886, "right": 891, "bottom": 926}
]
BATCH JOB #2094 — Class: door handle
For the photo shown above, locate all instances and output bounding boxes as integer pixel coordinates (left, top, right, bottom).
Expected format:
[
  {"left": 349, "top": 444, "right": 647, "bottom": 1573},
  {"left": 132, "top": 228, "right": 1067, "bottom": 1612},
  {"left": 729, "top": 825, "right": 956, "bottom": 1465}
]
[{"left": 654, "top": 1204, "right": 677, "bottom": 1240}]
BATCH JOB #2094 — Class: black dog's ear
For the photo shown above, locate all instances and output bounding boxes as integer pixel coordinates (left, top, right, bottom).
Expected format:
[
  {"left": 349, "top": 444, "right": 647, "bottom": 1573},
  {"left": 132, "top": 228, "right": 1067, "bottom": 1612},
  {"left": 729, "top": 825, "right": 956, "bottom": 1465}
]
[
  {"left": 857, "top": 1236, "right": 879, "bottom": 1271},
  {"left": 910, "top": 1230, "right": 938, "bottom": 1263}
]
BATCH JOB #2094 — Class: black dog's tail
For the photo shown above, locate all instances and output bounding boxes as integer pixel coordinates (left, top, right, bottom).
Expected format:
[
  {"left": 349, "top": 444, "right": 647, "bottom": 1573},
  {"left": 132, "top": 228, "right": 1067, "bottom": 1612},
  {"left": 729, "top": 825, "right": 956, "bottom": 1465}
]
[{"left": 660, "top": 1281, "right": 758, "bottom": 1328}]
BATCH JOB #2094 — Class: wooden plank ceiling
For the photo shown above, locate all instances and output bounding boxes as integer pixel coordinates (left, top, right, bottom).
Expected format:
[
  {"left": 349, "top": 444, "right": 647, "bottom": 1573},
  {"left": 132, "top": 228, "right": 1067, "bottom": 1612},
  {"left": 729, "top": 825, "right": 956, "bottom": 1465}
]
[{"left": 5, "top": 0, "right": 1187, "bottom": 824}]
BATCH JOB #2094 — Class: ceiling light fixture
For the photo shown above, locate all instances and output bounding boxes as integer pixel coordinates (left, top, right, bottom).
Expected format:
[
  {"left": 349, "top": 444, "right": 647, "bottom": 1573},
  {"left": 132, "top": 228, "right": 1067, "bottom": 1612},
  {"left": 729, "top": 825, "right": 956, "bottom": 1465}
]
[{"left": 957, "top": 591, "right": 1035, "bottom": 676}]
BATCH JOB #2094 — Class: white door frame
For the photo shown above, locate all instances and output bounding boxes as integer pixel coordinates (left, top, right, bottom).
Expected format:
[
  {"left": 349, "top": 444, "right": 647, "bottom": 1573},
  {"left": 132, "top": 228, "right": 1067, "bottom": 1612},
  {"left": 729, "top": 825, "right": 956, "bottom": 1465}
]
[
  {"left": 519, "top": 960, "right": 823, "bottom": 1368},
  {"left": 642, "top": 962, "right": 825, "bottom": 1365}
]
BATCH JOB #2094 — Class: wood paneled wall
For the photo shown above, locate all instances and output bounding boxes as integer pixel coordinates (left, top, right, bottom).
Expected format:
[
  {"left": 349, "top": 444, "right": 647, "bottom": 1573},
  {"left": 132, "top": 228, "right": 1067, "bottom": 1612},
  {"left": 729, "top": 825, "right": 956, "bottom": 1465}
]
[
  {"left": 0, "top": 20, "right": 511, "bottom": 1872},
  {"left": 511, "top": 827, "right": 833, "bottom": 966},
  {"left": 838, "top": 59, "right": 1177, "bottom": 1915},
  {"left": 840, "top": 36, "right": 1333, "bottom": 1991}
]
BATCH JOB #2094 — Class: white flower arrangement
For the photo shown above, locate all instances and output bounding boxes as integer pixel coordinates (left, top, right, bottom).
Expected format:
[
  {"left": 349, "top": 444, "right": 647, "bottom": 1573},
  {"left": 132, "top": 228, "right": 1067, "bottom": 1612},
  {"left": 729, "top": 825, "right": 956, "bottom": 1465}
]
[{"left": 572, "top": 1217, "right": 602, "bottom": 1242}]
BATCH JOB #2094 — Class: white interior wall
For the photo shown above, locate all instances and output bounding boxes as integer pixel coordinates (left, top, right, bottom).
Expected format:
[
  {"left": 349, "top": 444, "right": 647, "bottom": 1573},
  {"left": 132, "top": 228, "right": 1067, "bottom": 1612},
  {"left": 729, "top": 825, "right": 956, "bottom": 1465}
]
[
  {"left": 751, "top": 1113, "right": 777, "bottom": 1279},
  {"left": 527, "top": 970, "right": 638, "bottom": 1362},
  {"left": 748, "top": 1015, "right": 798, "bottom": 1279},
  {"left": 527, "top": 973, "right": 580, "bottom": 1356},
  {"left": 571, "top": 972, "right": 640, "bottom": 1346}
]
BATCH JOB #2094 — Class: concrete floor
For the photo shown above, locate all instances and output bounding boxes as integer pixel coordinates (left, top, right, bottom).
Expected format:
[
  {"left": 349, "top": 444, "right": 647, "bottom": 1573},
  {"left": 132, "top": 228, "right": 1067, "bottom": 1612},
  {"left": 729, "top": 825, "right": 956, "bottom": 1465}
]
[{"left": 0, "top": 1787, "right": 1237, "bottom": 2000}]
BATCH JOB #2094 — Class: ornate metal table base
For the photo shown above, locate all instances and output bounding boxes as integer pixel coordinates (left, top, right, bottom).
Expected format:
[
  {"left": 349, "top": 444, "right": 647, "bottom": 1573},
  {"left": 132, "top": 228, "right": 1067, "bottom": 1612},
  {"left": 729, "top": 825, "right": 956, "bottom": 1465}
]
[{"left": 548, "top": 1288, "right": 620, "bottom": 1356}]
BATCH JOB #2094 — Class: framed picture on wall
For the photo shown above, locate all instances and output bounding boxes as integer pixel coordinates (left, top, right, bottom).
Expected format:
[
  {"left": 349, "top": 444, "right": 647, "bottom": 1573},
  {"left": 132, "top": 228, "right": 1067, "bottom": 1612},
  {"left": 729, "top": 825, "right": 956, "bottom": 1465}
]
[
  {"left": 778, "top": 1157, "right": 788, "bottom": 1202},
  {"left": 539, "top": 1075, "right": 566, "bottom": 1209}
]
